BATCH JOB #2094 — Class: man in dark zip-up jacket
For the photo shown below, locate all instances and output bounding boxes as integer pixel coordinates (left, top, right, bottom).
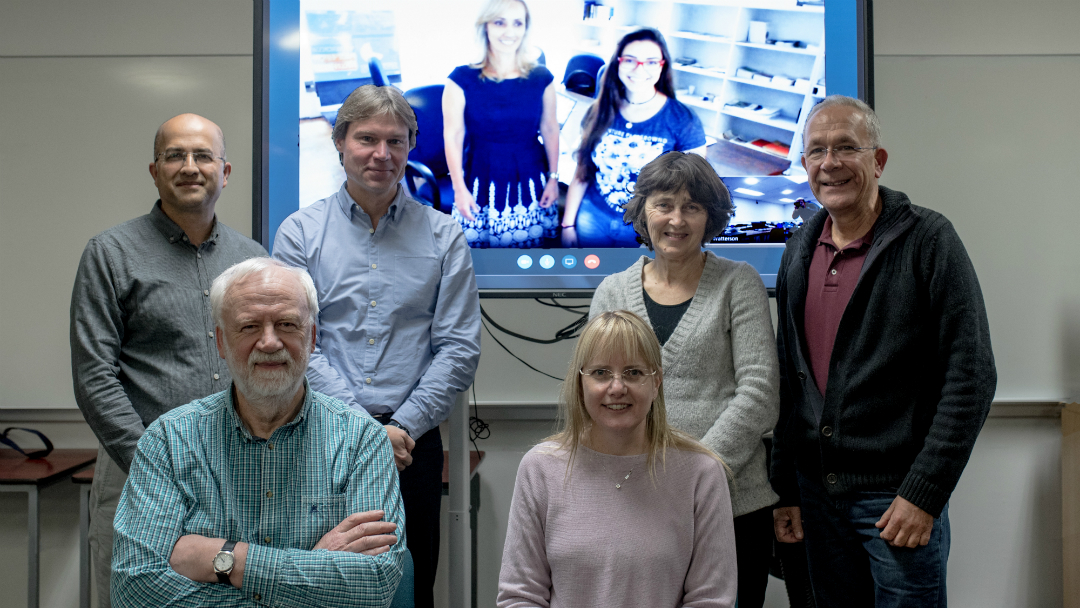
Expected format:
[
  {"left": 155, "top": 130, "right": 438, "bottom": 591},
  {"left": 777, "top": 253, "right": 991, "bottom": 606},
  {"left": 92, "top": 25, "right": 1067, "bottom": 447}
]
[{"left": 770, "top": 96, "right": 995, "bottom": 607}]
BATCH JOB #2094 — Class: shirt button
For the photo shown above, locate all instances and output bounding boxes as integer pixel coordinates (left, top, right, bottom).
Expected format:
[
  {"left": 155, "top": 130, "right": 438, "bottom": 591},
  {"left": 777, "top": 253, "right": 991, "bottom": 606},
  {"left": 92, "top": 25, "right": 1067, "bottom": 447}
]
[
  {"left": 267, "top": 443, "right": 274, "bottom": 450},
  {"left": 213, "top": 373, "right": 220, "bottom": 380},
  {"left": 208, "top": 331, "right": 214, "bottom": 338},
  {"left": 265, "top": 491, "right": 273, "bottom": 498},
  {"left": 254, "top": 594, "right": 262, "bottom": 601},
  {"left": 264, "top": 536, "right": 272, "bottom": 543},
  {"left": 368, "top": 339, "right": 375, "bottom": 345},
  {"left": 371, "top": 263, "right": 377, "bottom": 269},
  {"left": 197, "top": 253, "right": 201, "bottom": 258},
  {"left": 370, "top": 300, "right": 376, "bottom": 307},
  {"left": 796, "top": 371, "right": 807, "bottom": 380},
  {"left": 830, "top": 269, "right": 837, "bottom": 275},
  {"left": 826, "top": 473, "right": 838, "bottom": 484},
  {"left": 369, "top": 228, "right": 375, "bottom": 234},
  {"left": 366, "top": 377, "right": 372, "bottom": 384},
  {"left": 822, "top": 426, "right": 833, "bottom": 437},
  {"left": 203, "top": 289, "right": 210, "bottom": 296}
]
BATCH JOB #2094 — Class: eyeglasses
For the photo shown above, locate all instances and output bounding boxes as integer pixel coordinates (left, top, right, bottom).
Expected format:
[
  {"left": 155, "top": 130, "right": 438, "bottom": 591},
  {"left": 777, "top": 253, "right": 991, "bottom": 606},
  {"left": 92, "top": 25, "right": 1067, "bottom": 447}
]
[
  {"left": 580, "top": 367, "right": 657, "bottom": 387},
  {"left": 156, "top": 150, "right": 226, "bottom": 167},
  {"left": 802, "top": 146, "right": 877, "bottom": 163},
  {"left": 618, "top": 56, "right": 664, "bottom": 71}
]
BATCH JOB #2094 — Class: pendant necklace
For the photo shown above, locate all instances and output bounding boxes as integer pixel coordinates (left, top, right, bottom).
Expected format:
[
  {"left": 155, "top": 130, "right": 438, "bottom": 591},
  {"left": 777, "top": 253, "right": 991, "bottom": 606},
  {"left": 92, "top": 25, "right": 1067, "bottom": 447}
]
[
  {"left": 624, "top": 90, "right": 658, "bottom": 129},
  {"left": 615, "top": 468, "right": 633, "bottom": 489}
]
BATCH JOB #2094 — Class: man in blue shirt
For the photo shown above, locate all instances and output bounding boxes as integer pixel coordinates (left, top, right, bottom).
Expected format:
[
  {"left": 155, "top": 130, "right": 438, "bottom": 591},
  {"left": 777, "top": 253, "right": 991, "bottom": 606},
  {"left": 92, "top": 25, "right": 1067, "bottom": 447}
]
[
  {"left": 273, "top": 84, "right": 482, "bottom": 607},
  {"left": 112, "top": 258, "right": 406, "bottom": 607}
]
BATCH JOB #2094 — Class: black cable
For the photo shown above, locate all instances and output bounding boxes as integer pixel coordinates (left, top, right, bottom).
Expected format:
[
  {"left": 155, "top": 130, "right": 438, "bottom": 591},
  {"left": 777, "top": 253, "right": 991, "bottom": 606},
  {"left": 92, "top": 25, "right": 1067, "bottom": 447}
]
[
  {"left": 481, "top": 319, "right": 564, "bottom": 381},
  {"left": 479, "top": 304, "right": 588, "bottom": 345},
  {"left": 468, "top": 383, "right": 488, "bottom": 455}
]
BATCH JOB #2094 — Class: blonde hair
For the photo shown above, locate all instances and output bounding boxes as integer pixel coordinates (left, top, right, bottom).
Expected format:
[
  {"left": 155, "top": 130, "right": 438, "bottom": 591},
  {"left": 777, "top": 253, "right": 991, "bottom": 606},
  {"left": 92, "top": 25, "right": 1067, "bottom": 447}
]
[
  {"left": 545, "top": 310, "right": 725, "bottom": 479},
  {"left": 471, "top": 0, "right": 537, "bottom": 81}
]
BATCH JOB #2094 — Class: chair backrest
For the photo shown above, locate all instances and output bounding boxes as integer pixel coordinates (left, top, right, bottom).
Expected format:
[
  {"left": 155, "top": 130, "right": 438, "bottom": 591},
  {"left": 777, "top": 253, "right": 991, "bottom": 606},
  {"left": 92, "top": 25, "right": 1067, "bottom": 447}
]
[
  {"left": 563, "top": 54, "right": 605, "bottom": 84},
  {"left": 403, "top": 84, "right": 448, "bottom": 176},
  {"left": 562, "top": 54, "right": 606, "bottom": 98},
  {"left": 369, "top": 56, "right": 390, "bottom": 87}
]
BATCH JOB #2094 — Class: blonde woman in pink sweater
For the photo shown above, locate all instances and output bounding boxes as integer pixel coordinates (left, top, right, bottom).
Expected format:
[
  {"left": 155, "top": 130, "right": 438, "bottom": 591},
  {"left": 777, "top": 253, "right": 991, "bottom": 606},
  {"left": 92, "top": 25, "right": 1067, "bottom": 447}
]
[{"left": 497, "top": 310, "right": 737, "bottom": 608}]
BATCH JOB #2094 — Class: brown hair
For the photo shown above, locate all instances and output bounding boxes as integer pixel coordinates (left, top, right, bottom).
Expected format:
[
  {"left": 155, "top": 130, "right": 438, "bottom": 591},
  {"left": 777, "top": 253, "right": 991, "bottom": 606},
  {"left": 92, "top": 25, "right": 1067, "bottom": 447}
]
[
  {"left": 622, "top": 151, "right": 733, "bottom": 250},
  {"left": 332, "top": 84, "right": 418, "bottom": 150}
]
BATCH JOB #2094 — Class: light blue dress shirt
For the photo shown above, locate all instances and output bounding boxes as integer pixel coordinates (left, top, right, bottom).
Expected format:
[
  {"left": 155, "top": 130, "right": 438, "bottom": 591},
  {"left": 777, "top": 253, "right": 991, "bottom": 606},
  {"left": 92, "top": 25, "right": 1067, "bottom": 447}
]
[
  {"left": 111, "top": 382, "right": 406, "bottom": 608},
  {"left": 272, "top": 184, "right": 481, "bottom": 437}
]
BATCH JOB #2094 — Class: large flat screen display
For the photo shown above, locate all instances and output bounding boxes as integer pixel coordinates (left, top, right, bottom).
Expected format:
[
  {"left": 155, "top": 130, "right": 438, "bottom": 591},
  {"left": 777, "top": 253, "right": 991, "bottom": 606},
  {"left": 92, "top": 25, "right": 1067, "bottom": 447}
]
[{"left": 254, "top": 0, "right": 872, "bottom": 295}]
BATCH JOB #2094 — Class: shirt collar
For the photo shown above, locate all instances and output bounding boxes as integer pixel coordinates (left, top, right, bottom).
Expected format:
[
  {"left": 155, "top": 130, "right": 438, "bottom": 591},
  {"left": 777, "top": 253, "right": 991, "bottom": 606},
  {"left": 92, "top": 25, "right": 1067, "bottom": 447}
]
[
  {"left": 149, "top": 200, "right": 220, "bottom": 246},
  {"left": 817, "top": 215, "right": 874, "bottom": 252},
  {"left": 226, "top": 378, "right": 313, "bottom": 442},
  {"left": 337, "top": 183, "right": 404, "bottom": 226}
]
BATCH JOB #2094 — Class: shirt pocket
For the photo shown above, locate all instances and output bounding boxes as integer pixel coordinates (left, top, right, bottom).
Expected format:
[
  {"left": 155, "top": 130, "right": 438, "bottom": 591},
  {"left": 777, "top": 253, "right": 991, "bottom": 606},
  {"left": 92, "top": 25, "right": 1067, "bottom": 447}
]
[
  {"left": 299, "top": 494, "right": 348, "bottom": 550},
  {"left": 392, "top": 255, "right": 440, "bottom": 310}
]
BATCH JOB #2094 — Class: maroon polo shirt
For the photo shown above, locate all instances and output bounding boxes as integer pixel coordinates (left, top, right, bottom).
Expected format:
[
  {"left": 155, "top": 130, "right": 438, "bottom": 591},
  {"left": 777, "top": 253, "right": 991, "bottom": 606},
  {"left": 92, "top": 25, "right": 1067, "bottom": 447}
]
[{"left": 803, "top": 215, "right": 874, "bottom": 395}]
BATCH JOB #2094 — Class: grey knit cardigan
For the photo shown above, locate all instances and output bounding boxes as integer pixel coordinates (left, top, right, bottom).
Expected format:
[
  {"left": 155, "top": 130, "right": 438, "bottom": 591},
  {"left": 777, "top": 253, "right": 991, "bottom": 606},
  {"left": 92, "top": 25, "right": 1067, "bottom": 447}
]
[{"left": 590, "top": 253, "right": 780, "bottom": 516}]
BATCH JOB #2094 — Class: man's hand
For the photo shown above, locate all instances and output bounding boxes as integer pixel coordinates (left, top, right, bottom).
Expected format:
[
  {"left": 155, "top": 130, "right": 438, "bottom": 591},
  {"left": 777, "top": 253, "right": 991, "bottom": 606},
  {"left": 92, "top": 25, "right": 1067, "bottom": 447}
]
[
  {"left": 773, "top": 506, "right": 805, "bottom": 543},
  {"left": 384, "top": 424, "right": 415, "bottom": 471},
  {"left": 313, "top": 510, "right": 399, "bottom": 556},
  {"left": 876, "top": 495, "right": 934, "bottom": 548},
  {"left": 170, "top": 534, "right": 247, "bottom": 588}
]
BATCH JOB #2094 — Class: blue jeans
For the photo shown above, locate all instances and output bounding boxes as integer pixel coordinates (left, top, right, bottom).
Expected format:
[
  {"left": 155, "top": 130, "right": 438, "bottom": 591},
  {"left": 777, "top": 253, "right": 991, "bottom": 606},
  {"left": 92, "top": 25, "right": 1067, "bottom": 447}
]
[
  {"left": 796, "top": 472, "right": 951, "bottom": 608},
  {"left": 575, "top": 196, "right": 640, "bottom": 247}
]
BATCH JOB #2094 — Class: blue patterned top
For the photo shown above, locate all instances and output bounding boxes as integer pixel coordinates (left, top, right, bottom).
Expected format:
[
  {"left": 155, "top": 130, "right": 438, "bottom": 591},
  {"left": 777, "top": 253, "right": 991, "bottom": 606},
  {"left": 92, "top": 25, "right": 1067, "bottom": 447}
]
[
  {"left": 585, "top": 99, "right": 705, "bottom": 213},
  {"left": 111, "top": 381, "right": 406, "bottom": 607}
]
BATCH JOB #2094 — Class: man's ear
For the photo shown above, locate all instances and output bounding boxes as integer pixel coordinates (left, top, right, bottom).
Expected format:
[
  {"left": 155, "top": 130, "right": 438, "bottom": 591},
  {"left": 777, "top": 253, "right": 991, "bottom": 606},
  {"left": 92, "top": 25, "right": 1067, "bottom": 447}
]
[
  {"left": 216, "top": 327, "right": 226, "bottom": 359},
  {"left": 308, "top": 322, "right": 316, "bottom": 354}
]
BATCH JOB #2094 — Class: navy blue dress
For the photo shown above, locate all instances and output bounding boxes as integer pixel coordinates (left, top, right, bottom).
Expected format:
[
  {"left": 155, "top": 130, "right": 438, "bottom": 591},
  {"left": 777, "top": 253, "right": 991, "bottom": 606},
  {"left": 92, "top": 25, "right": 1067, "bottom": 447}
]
[{"left": 448, "top": 65, "right": 558, "bottom": 248}]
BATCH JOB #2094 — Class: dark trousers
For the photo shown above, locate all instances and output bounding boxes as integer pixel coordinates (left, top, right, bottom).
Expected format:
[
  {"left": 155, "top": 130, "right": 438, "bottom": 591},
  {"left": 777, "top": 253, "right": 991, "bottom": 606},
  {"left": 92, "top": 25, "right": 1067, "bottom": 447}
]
[
  {"left": 796, "top": 472, "right": 951, "bottom": 608},
  {"left": 399, "top": 427, "right": 444, "bottom": 608},
  {"left": 733, "top": 505, "right": 774, "bottom": 608}
]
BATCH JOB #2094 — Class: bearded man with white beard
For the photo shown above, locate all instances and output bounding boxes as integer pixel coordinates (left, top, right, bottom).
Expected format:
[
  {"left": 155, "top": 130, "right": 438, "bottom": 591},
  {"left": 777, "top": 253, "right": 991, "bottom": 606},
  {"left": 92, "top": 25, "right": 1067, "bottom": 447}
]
[{"left": 110, "top": 258, "right": 408, "bottom": 608}]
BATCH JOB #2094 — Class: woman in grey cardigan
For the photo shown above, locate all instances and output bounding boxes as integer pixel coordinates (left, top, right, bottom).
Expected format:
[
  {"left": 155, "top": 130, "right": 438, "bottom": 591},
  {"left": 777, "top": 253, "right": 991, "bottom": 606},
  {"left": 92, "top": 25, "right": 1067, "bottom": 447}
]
[{"left": 588, "top": 151, "right": 779, "bottom": 608}]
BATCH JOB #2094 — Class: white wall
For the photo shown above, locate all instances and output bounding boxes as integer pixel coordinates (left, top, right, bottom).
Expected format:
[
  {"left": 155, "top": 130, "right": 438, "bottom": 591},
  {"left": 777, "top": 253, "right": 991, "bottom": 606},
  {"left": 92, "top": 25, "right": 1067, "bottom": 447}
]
[{"left": 0, "top": 1, "right": 1075, "bottom": 607}]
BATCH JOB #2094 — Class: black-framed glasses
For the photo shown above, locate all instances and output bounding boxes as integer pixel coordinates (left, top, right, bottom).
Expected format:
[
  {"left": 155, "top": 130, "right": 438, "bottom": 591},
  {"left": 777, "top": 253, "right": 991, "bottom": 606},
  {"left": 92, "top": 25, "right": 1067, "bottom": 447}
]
[
  {"left": 579, "top": 367, "right": 657, "bottom": 387},
  {"left": 802, "top": 146, "right": 877, "bottom": 163},
  {"left": 618, "top": 56, "right": 664, "bottom": 70},
  {"left": 156, "top": 150, "right": 226, "bottom": 167}
]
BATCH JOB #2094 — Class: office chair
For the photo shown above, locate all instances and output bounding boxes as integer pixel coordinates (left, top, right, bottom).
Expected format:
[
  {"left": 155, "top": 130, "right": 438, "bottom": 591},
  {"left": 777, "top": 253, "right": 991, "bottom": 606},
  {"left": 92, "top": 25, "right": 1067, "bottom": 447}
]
[
  {"left": 369, "top": 56, "right": 390, "bottom": 87},
  {"left": 562, "top": 54, "right": 605, "bottom": 97},
  {"left": 402, "top": 84, "right": 453, "bottom": 212}
]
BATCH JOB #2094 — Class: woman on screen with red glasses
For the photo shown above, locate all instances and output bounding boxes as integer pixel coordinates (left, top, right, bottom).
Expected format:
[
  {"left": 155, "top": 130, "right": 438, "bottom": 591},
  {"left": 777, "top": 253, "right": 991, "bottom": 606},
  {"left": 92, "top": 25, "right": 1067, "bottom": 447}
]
[{"left": 561, "top": 28, "right": 706, "bottom": 248}]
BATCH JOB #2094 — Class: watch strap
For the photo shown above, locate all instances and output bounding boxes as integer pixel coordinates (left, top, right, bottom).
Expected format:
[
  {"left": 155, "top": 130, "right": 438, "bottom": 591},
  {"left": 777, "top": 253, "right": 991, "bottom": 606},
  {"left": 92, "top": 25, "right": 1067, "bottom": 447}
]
[
  {"left": 215, "top": 540, "right": 238, "bottom": 584},
  {"left": 387, "top": 419, "right": 411, "bottom": 437}
]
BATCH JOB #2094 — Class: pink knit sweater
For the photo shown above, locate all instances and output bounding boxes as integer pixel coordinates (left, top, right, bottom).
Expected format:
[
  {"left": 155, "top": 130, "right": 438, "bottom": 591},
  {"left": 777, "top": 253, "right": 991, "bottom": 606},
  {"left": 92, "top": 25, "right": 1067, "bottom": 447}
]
[{"left": 497, "top": 442, "right": 738, "bottom": 608}]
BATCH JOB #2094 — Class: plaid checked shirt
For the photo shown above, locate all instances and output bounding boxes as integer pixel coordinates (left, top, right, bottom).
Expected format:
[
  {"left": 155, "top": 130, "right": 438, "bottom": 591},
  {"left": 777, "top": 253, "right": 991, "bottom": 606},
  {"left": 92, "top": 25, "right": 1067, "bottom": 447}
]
[{"left": 111, "top": 382, "right": 406, "bottom": 607}]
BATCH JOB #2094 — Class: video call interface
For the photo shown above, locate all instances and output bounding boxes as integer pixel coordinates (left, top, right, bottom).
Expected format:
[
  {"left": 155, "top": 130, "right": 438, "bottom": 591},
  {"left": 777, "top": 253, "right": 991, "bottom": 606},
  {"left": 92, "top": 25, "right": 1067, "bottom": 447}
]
[{"left": 273, "top": 0, "right": 861, "bottom": 290}]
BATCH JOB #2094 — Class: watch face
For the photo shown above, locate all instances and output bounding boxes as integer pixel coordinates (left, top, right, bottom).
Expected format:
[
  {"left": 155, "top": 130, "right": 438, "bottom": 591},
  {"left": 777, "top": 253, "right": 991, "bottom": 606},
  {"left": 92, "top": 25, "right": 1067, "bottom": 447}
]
[{"left": 213, "top": 552, "right": 234, "bottom": 572}]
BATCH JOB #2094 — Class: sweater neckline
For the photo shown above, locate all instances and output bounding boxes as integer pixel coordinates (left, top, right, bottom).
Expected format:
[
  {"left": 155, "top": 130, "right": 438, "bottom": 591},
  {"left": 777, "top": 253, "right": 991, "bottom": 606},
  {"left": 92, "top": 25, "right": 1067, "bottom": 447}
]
[{"left": 632, "top": 254, "right": 719, "bottom": 356}]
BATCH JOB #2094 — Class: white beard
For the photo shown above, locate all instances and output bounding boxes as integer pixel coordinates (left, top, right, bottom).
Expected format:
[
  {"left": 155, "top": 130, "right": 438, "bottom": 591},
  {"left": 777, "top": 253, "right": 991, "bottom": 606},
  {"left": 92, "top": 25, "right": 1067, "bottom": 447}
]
[{"left": 225, "top": 343, "right": 308, "bottom": 405}]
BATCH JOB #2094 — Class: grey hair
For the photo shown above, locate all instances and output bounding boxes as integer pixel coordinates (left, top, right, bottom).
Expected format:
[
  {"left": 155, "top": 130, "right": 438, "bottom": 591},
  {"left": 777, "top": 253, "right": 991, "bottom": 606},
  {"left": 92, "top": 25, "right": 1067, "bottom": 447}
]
[
  {"left": 803, "top": 95, "right": 881, "bottom": 147},
  {"left": 332, "top": 84, "right": 418, "bottom": 150},
  {"left": 210, "top": 258, "right": 319, "bottom": 328}
]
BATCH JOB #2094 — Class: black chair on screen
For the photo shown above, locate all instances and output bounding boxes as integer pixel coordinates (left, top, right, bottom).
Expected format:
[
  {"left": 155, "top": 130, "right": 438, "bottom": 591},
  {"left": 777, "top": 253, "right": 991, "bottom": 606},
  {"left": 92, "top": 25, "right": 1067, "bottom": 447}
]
[
  {"left": 369, "top": 57, "right": 390, "bottom": 87},
  {"left": 562, "top": 54, "right": 605, "bottom": 97},
  {"left": 402, "top": 84, "right": 453, "bottom": 213}
]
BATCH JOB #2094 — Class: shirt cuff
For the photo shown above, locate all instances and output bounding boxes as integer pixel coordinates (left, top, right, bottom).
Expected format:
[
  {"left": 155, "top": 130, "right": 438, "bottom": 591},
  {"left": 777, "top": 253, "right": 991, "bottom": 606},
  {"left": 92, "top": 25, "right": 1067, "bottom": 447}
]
[{"left": 242, "top": 543, "right": 279, "bottom": 605}]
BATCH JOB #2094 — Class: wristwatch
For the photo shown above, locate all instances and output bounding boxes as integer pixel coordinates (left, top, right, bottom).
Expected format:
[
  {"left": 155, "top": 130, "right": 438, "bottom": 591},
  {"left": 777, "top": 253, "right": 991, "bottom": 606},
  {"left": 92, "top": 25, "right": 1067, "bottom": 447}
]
[
  {"left": 213, "top": 540, "right": 237, "bottom": 584},
  {"left": 386, "top": 419, "right": 411, "bottom": 438},
  {"left": 548, "top": 172, "right": 559, "bottom": 181}
]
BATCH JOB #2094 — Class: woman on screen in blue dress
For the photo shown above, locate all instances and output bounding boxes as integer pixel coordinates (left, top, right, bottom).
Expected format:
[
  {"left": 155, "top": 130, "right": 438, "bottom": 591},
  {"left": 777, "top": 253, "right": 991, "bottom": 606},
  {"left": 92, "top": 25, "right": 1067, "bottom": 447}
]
[
  {"left": 443, "top": 0, "right": 560, "bottom": 248},
  {"left": 562, "top": 28, "right": 707, "bottom": 247}
]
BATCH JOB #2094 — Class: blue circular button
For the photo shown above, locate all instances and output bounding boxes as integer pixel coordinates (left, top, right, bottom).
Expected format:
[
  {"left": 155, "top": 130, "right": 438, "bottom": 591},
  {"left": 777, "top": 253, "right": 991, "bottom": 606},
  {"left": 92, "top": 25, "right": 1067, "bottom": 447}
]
[
  {"left": 561, "top": 255, "right": 577, "bottom": 268},
  {"left": 516, "top": 255, "right": 533, "bottom": 269}
]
